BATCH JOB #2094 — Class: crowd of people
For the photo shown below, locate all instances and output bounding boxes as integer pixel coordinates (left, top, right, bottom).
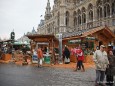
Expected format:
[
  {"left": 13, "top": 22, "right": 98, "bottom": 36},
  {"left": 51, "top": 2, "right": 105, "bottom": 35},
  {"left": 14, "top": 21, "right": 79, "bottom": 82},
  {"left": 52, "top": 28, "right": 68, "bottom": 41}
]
[
  {"left": 93, "top": 45, "right": 115, "bottom": 86},
  {"left": 62, "top": 44, "right": 115, "bottom": 86},
  {"left": 0, "top": 43, "right": 115, "bottom": 86}
]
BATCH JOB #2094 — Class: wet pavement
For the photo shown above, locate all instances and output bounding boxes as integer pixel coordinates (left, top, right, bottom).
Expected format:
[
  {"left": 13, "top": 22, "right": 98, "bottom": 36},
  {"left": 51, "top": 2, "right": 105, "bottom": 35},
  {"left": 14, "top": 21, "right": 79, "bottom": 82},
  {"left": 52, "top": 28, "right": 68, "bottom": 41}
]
[{"left": 0, "top": 63, "right": 114, "bottom": 86}]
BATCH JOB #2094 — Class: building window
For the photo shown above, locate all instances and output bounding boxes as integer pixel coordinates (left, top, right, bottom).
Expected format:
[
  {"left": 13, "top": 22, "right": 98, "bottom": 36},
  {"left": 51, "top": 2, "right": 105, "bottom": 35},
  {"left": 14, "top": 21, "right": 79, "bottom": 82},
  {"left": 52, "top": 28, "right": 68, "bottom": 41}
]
[
  {"left": 97, "top": 7, "right": 103, "bottom": 19},
  {"left": 97, "top": 0, "right": 103, "bottom": 19},
  {"left": 78, "top": 15, "right": 81, "bottom": 25},
  {"left": 77, "top": 9, "right": 81, "bottom": 25},
  {"left": 65, "top": 11, "right": 69, "bottom": 26},
  {"left": 73, "top": 11, "right": 77, "bottom": 27},
  {"left": 57, "top": 12, "right": 60, "bottom": 26},
  {"left": 107, "top": 4, "right": 110, "bottom": 17},
  {"left": 81, "top": 7, "right": 86, "bottom": 23},
  {"left": 112, "top": 0, "right": 115, "bottom": 15},
  {"left": 89, "top": 11, "right": 93, "bottom": 21},
  {"left": 74, "top": 17, "right": 77, "bottom": 27},
  {"left": 104, "top": 4, "right": 110, "bottom": 17},
  {"left": 82, "top": 13, "right": 86, "bottom": 23},
  {"left": 88, "top": 4, "right": 93, "bottom": 21}
]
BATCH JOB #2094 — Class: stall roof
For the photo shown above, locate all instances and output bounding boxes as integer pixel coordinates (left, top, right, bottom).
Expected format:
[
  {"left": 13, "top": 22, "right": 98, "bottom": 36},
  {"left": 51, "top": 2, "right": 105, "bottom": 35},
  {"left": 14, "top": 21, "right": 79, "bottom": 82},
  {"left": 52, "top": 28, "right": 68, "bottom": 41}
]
[
  {"left": 0, "top": 39, "right": 15, "bottom": 43},
  {"left": 63, "top": 26, "right": 115, "bottom": 40},
  {"left": 26, "top": 34, "right": 59, "bottom": 42},
  {"left": 81, "top": 26, "right": 115, "bottom": 38}
]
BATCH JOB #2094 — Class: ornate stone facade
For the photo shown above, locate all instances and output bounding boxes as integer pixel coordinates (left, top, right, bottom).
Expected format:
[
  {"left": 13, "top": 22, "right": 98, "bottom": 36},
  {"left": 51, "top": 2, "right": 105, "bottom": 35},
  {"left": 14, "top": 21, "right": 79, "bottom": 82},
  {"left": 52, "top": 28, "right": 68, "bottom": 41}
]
[{"left": 37, "top": 0, "right": 115, "bottom": 38}]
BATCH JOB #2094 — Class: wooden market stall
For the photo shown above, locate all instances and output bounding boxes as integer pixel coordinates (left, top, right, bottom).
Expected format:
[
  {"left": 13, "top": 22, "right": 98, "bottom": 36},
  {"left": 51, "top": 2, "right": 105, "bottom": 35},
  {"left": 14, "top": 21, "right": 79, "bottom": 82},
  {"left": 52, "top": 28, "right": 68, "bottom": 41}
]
[
  {"left": 26, "top": 34, "right": 59, "bottom": 64},
  {"left": 62, "top": 26, "right": 115, "bottom": 63},
  {"left": 0, "top": 39, "right": 13, "bottom": 61}
]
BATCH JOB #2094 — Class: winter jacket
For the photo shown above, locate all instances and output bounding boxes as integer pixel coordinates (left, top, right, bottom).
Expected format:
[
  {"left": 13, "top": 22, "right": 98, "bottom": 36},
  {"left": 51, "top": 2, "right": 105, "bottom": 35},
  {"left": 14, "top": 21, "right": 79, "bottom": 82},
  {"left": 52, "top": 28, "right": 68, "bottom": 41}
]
[
  {"left": 106, "top": 55, "right": 115, "bottom": 75},
  {"left": 93, "top": 50, "right": 109, "bottom": 71},
  {"left": 37, "top": 49, "right": 43, "bottom": 59},
  {"left": 63, "top": 47, "right": 70, "bottom": 59},
  {"left": 77, "top": 50, "right": 84, "bottom": 61}
]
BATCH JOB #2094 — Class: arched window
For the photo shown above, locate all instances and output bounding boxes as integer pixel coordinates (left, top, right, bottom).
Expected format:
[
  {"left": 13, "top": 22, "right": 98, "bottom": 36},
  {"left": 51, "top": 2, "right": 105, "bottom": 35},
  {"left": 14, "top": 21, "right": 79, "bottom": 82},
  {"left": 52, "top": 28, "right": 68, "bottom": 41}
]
[
  {"left": 112, "top": 0, "right": 115, "bottom": 15},
  {"left": 104, "top": 5, "right": 106, "bottom": 17},
  {"left": 82, "top": 13, "right": 86, "bottom": 23},
  {"left": 65, "top": 11, "right": 69, "bottom": 26},
  {"left": 96, "top": 0, "right": 103, "bottom": 19},
  {"left": 89, "top": 11, "right": 93, "bottom": 21},
  {"left": 88, "top": 4, "right": 93, "bottom": 21},
  {"left": 57, "top": 12, "right": 60, "bottom": 26},
  {"left": 73, "top": 11, "right": 77, "bottom": 27},
  {"left": 78, "top": 15, "right": 81, "bottom": 25},
  {"left": 104, "top": 3, "right": 110, "bottom": 17},
  {"left": 106, "top": 4, "right": 110, "bottom": 17},
  {"left": 74, "top": 17, "right": 77, "bottom": 27},
  {"left": 97, "top": 7, "right": 103, "bottom": 19},
  {"left": 77, "top": 9, "right": 81, "bottom": 25},
  {"left": 81, "top": 7, "right": 86, "bottom": 23}
]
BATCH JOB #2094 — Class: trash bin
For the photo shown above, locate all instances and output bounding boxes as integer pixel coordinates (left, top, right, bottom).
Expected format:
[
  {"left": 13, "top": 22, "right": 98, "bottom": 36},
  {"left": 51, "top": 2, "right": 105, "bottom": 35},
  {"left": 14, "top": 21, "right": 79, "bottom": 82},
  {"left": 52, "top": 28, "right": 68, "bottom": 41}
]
[{"left": 44, "top": 54, "right": 50, "bottom": 64}]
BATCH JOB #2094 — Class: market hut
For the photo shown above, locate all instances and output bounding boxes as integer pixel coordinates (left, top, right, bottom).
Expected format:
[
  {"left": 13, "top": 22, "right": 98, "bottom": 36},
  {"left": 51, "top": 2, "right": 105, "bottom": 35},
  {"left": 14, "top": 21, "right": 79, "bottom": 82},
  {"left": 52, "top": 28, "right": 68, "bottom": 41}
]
[
  {"left": 0, "top": 39, "right": 13, "bottom": 61},
  {"left": 26, "top": 34, "right": 59, "bottom": 64},
  {"left": 62, "top": 26, "right": 115, "bottom": 63}
]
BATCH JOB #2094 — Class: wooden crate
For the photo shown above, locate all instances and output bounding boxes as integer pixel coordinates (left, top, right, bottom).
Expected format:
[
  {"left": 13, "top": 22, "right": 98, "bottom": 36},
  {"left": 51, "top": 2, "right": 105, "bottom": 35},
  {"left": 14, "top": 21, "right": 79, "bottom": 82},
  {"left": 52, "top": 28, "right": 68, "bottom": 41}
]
[{"left": 2, "top": 54, "right": 12, "bottom": 61}]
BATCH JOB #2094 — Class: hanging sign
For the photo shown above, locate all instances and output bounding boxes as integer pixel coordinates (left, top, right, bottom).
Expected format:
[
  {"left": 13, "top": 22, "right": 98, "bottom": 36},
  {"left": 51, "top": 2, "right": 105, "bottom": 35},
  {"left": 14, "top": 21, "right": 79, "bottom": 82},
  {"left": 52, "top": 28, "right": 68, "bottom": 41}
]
[
  {"left": 86, "top": 37, "right": 95, "bottom": 40},
  {"left": 68, "top": 39, "right": 81, "bottom": 44}
]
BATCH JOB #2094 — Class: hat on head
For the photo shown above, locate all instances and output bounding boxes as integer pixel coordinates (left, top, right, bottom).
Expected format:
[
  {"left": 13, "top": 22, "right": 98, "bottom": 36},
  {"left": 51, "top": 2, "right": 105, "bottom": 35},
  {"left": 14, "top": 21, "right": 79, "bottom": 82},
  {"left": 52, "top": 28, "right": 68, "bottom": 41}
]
[{"left": 100, "top": 45, "right": 106, "bottom": 48}]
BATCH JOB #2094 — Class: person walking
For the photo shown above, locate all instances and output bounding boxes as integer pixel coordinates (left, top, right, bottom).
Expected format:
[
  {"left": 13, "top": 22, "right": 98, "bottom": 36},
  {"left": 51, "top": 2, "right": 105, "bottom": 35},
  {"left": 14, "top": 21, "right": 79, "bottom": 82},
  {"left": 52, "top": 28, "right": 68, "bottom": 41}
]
[
  {"left": 106, "top": 50, "right": 115, "bottom": 86},
  {"left": 93, "top": 45, "right": 109, "bottom": 86},
  {"left": 37, "top": 46, "right": 43, "bottom": 67},
  {"left": 74, "top": 47, "right": 85, "bottom": 72},
  {"left": 63, "top": 46, "right": 70, "bottom": 64}
]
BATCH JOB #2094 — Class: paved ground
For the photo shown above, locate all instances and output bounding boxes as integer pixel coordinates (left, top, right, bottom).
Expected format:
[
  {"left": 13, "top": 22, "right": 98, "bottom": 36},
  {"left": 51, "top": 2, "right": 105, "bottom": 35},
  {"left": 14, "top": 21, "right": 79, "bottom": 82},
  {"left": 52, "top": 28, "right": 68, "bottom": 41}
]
[{"left": 0, "top": 63, "right": 96, "bottom": 86}]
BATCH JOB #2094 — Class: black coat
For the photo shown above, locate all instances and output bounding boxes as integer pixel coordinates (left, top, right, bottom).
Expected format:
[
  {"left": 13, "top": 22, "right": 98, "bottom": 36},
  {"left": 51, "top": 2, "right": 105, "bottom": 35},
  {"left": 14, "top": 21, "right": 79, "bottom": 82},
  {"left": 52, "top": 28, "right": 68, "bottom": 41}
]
[
  {"left": 63, "top": 47, "right": 70, "bottom": 59},
  {"left": 106, "top": 55, "right": 115, "bottom": 75}
]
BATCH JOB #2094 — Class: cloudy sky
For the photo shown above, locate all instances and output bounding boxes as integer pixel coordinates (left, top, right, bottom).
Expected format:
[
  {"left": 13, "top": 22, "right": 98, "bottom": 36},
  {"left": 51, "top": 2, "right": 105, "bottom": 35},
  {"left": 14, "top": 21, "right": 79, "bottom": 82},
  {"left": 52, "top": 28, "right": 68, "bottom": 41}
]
[{"left": 0, "top": 0, "right": 54, "bottom": 40}]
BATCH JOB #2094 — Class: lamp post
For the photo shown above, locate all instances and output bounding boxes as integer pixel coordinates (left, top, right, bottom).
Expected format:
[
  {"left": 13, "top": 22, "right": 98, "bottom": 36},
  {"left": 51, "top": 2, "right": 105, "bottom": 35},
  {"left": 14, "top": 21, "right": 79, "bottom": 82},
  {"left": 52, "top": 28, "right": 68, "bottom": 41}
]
[{"left": 56, "top": 33, "right": 63, "bottom": 64}]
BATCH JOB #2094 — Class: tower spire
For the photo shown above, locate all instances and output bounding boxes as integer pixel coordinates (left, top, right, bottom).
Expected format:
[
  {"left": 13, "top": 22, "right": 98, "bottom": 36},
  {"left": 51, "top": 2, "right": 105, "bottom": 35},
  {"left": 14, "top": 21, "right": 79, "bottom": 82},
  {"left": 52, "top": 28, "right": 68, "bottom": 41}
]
[{"left": 45, "top": 0, "right": 51, "bottom": 20}]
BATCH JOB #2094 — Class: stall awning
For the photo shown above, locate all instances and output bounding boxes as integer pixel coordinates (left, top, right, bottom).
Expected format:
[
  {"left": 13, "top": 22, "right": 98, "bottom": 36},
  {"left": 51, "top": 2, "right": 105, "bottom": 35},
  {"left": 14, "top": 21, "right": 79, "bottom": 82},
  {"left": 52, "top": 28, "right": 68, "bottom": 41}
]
[
  {"left": 26, "top": 34, "right": 59, "bottom": 42},
  {"left": 81, "top": 26, "right": 115, "bottom": 38},
  {"left": 63, "top": 26, "right": 115, "bottom": 41}
]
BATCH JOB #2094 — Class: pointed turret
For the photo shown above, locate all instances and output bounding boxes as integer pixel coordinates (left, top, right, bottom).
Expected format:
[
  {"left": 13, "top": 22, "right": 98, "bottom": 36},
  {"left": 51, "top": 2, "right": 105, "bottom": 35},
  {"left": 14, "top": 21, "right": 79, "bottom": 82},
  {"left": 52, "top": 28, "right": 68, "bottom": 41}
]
[
  {"left": 45, "top": 0, "right": 51, "bottom": 20},
  {"left": 32, "top": 27, "right": 36, "bottom": 34}
]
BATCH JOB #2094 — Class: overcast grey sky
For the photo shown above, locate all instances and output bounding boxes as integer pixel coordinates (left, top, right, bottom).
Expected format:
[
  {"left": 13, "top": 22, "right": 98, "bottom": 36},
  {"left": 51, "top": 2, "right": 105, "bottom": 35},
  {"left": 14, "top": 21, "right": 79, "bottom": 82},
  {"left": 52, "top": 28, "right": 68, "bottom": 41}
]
[{"left": 0, "top": 0, "right": 54, "bottom": 40}]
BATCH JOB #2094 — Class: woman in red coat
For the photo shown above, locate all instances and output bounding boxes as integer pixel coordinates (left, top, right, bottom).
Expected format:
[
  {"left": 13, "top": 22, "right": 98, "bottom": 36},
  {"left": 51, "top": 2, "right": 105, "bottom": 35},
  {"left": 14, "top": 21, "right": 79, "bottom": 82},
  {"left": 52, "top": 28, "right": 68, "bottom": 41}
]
[{"left": 75, "top": 47, "right": 85, "bottom": 72}]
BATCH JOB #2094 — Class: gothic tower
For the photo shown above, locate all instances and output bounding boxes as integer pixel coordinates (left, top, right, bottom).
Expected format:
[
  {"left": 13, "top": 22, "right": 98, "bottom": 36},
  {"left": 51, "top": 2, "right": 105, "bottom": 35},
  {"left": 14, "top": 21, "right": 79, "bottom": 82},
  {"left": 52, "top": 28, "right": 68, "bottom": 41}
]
[{"left": 45, "top": 0, "right": 51, "bottom": 20}]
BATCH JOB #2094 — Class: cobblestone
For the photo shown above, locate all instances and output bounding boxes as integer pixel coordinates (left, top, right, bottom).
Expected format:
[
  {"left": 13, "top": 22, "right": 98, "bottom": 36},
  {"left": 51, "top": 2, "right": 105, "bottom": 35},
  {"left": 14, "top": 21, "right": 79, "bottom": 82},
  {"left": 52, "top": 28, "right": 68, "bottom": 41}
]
[
  {"left": 0, "top": 63, "right": 95, "bottom": 86},
  {"left": 0, "top": 63, "right": 114, "bottom": 86}
]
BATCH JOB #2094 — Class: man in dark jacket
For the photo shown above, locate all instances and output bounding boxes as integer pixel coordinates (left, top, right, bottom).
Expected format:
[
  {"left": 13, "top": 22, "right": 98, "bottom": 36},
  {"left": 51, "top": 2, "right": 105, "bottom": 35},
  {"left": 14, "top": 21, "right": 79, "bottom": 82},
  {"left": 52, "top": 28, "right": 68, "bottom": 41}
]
[{"left": 106, "top": 50, "right": 115, "bottom": 86}]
